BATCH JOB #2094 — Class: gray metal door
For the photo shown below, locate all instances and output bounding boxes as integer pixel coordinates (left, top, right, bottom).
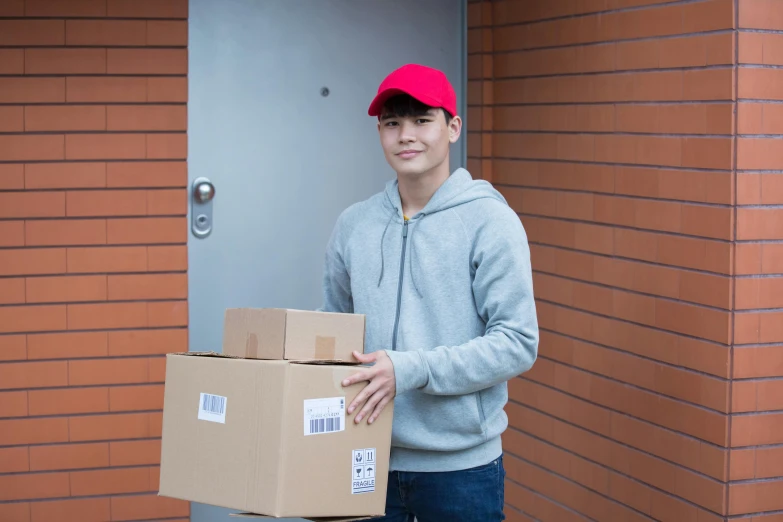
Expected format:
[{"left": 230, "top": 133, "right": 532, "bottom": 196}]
[{"left": 187, "top": 1, "right": 466, "bottom": 521}]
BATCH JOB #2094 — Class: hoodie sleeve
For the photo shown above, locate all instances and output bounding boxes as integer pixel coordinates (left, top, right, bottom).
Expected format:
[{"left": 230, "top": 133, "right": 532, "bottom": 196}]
[
  {"left": 317, "top": 211, "right": 354, "bottom": 314},
  {"left": 385, "top": 205, "right": 539, "bottom": 395}
]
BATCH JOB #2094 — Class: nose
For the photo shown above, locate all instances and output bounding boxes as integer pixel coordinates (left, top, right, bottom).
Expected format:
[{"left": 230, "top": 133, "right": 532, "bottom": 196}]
[{"left": 398, "top": 120, "right": 416, "bottom": 143}]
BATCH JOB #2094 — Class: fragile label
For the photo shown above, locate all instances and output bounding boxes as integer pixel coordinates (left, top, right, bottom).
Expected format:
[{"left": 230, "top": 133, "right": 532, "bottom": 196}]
[
  {"left": 198, "top": 392, "right": 227, "bottom": 423},
  {"left": 304, "top": 397, "right": 345, "bottom": 436},
  {"left": 352, "top": 448, "right": 376, "bottom": 494}
]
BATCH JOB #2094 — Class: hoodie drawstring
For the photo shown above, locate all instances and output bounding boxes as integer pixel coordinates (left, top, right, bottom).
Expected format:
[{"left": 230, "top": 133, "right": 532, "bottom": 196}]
[
  {"left": 377, "top": 212, "right": 424, "bottom": 298},
  {"left": 377, "top": 212, "right": 395, "bottom": 287}
]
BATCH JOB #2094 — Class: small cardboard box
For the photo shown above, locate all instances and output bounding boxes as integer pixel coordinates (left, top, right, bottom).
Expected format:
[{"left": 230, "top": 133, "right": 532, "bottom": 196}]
[
  {"left": 158, "top": 352, "right": 392, "bottom": 520},
  {"left": 222, "top": 308, "right": 365, "bottom": 362}
]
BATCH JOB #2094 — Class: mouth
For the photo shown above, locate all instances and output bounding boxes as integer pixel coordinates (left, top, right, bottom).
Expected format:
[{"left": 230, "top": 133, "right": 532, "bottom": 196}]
[{"left": 396, "top": 150, "right": 422, "bottom": 159}]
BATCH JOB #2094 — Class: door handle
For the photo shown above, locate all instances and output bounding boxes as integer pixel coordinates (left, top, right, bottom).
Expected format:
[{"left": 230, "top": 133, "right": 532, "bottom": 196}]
[{"left": 191, "top": 177, "right": 215, "bottom": 238}]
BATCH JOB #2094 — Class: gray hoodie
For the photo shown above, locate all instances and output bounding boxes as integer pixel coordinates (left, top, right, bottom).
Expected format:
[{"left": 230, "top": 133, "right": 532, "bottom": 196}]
[{"left": 320, "top": 168, "right": 538, "bottom": 472}]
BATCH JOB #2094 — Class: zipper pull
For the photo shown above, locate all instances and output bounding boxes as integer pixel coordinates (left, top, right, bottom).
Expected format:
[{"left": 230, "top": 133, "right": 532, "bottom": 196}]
[{"left": 402, "top": 221, "right": 408, "bottom": 238}]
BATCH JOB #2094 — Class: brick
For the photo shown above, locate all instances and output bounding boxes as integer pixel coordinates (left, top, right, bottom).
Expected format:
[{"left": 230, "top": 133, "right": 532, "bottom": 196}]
[
  {"left": 69, "top": 412, "right": 152, "bottom": 442},
  {"left": 67, "top": 302, "right": 147, "bottom": 331},
  {"left": 108, "top": 48, "right": 187, "bottom": 74},
  {"left": 0, "top": 78, "right": 65, "bottom": 103},
  {"left": 27, "top": 331, "right": 108, "bottom": 360},
  {"left": 148, "top": 189, "right": 187, "bottom": 214},
  {"left": 0, "top": 0, "right": 23, "bottom": 15},
  {"left": 0, "top": 135, "right": 64, "bottom": 162},
  {"left": 71, "top": 467, "right": 150, "bottom": 496},
  {"left": 147, "top": 76, "right": 188, "bottom": 102},
  {"left": 736, "top": 277, "right": 783, "bottom": 309},
  {"left": 0, "top": 472, "right": 70, "bottom": 502},
  {"left": 0, "top": 20, "right": 64, "bottom": 45},
  {"left": 0, "top": 192, "right": 65, "bottom": 219},
  {"left": 148, "top": 300, "right": 188, "bottom": 327},
  {"left": 107, "top": 217, "right": 187, "bottom": 244},
  {"left": 26, "top": 274, "right": 107, "bottom": 303},
  {"left": 739, "top": 0, "right": 783, "bottom": 30},
  {"left": 26, "top": 219, "right": 106, "bottom": 246},
  {"left": 65, "top": 20, "right": 145, "bottom": 46},
  {"left": 26, "top": 0, "right": 106, "bottom": 17},
  {"left": 762, "top": 33, "right": 783, "bottom": 65},
  {"left": 25, "top": 162, "right": 106, "bottom": 190},
  {"left": 738, "top": 138, "right": 783, "bottom": 170},
  {"left": 147, "top": 20, "right": 188, "bottom": 46},
  {"left": 0, "top": 164, "right": 24, "bottom": 190},
  {"left": 107, "top": 0, "right": 188, "bottom": 18},
  {"left": 106, "top": 161, "right": 187, "bottom": 188},
  {"left": 734, "top": 347, "right": 783, "bottom": 378},
  {"left": 25, "top": 105, "right": 106, "bottom": 132},
  {"left": 0, "top": 334, "right": 26, "bottom": 362},
  {"left": 148, "top": 245, "right": 187, "bottom": 271},
  {"left": 682, "top": 137, "right": 733, "bottom": 171},
  {"left": 110, "top": 384, "right": 164, "bottom": 412},
  {"left": 0, "top": 418, "right": 68, "bottom": 446},
  {"left": 682, "top": 0, "right": 735, "bottom": 32},
  {"left": 0, "top": 106, "right": 23, "bottom": 132},
  {"left": 0, "top": 360, "right": 67, "bottom": 389},
  {"left": 69, "top": 358, "right": 150, "bottom": 387},
  {"left": 29, "top": 387, "right": 109, "bottom": 416},
  {"left": 680, "top": 204, "right": 733, "bottom": 240},
  {"left": 739, "top": 68, "right": 783, "bottom": 100},
  {"left": 732, "top": 412, "right": 783, "bottom": 446},
  {"left": 67, "top": 189, "right": 147, "bottom": 217},
  {"left": 66, "top": 134, "right": 146, "bottom": 161},
  {"left": 29, "top": 442, "right": 109, "bottom": 471},
  {"left": 66, "top": 77, "right": 147, "bottom": 103},
  {"left": 67, "top": 246, "right": 147, "bottom": 274},
  {"left": 147, "top": 133, "right": 187, "bottom": 159},
  {"left": 655, "top": 299, "right": 731, "bottom": 344},
  {"left": 110, "top": 493, "right": 189, "bottom": 521},
  {"left": 0, "top": 305, "right": 66, "bottom": 334},
  {"left": 30, "top": 498, "right": 111, "bottom": 522},
  {"left": 739, "top": 32, "right": 764, "bottom": 64},
  {"left": 683, "top": 68, "right": 734, "bottom": 101},
  {"left": 738, "top": 208, "right": 783, "bottom": 240},
  {"left": 0, "top": 248, "right": 66, "bottom": 276},
  {"left": 756, "top": 446, "right": 783, "bottom": 479},
  {"left": 0, "top": 446, "right": 29, "bottom": 473},
  {"left": 110, "top": 439, "right": 161, "bottom": 466},
  {"left": 0, "top": 49, "right": 23, "bottom": 74},
  {"left": 24, "top": 48, "right": 106, "bottom": 75},
  {"left": 109, "top": 328, "right": 186, "bottom": 356},
  {"left": 0, "top": 390, "right": 28, "bottom": 417},
  {"left": 108, "top": 273, "right": 187, "bottom": 300},
  {"left": 108, "top": 105, "right": 186, "bottom": 132}
]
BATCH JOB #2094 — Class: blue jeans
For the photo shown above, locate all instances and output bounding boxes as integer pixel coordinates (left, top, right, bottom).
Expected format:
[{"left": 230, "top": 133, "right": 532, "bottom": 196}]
[{"left": 376, "top": 456, "right": 506, "bottom": 522}]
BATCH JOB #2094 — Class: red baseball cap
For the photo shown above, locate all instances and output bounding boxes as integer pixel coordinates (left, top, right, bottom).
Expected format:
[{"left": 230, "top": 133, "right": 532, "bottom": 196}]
[{"left": 367, "top": 63, "right": 458, "bottom": 118}]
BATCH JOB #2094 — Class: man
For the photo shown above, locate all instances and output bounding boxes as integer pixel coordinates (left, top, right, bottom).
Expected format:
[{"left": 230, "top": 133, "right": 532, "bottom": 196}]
[{"left": 320, "top": 63, "right": 538, "bottom": 522}]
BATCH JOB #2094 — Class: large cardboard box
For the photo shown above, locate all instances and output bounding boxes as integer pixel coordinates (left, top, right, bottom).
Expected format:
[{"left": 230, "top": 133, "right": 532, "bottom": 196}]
[
  {"left": 222, "top": 308, "right": 365, "bottom": 362},
  {"left": 158, "top": 352, "right": 392, "bottom": 520}
]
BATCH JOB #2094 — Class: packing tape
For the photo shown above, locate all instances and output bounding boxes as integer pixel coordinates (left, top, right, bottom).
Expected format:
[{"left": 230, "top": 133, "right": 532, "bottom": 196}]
[
  {"left": 246, "top": 333, "right": 259, "bottom": 359},
  {"left": 314, "top": 336, "right": 337, "bottom": 359}
]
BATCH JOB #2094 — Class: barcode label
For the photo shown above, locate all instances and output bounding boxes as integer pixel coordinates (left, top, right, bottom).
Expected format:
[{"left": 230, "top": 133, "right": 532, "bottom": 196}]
[
  {"left": 304, "top": 397, "right": 345, "bottom": 436},
  {"left": 198, "top": 392, "right": 227, "bottom": 423}
]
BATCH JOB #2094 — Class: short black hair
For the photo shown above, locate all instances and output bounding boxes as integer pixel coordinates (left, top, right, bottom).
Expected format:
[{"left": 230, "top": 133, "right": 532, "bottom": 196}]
[{"left": 380, "top": 94, "right": 453, "bottom": 124}]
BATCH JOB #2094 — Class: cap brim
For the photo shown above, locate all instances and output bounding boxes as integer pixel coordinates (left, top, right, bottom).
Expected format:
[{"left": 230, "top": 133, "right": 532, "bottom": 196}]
[{"left": 367, "top": 87, "right": 443, "bottom": 117}]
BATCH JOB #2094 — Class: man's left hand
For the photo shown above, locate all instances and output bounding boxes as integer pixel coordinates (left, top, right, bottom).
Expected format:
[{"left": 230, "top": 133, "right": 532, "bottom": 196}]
[{"left": 342, "top": 350, "right": 396, "bottom": 425}]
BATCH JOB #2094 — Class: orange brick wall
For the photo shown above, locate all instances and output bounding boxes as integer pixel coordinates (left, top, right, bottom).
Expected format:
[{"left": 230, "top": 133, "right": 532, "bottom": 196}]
[
  {"left": 0, "top": 1, "right": 189, "bottom": 521},
  {"left": 729, "top": 0, "right": 783, "bottom": 518},
  {"left": 466, "top": 0, "right": 783, "bottom": 520}
]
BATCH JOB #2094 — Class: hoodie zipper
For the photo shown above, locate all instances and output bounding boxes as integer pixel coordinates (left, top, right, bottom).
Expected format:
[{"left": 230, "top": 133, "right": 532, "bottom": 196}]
[{"left": 391, "top": 219, "right": 408, "bottom": 351}]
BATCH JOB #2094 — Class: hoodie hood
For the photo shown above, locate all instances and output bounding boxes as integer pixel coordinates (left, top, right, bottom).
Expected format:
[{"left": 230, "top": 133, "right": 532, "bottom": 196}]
[
  {"left": 382, "top": 167, "right": 508, "bottom": 220},
  {"left": 377, "top": 168, "right": 510, "bottom": 296}
]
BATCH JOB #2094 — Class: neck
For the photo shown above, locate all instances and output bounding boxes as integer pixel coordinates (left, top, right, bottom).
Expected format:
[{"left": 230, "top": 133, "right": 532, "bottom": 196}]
[{"left": 398, "top": 161, "right": 450, "bottom": 217}]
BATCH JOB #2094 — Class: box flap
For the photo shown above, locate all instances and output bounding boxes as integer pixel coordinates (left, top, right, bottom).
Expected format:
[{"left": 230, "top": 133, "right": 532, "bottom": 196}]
[
  {"left": 168, "top": 351, "right": 242, "bottom": 359},
  {"left": 230, "top": 514, "right": 374, "bottom": 521}
]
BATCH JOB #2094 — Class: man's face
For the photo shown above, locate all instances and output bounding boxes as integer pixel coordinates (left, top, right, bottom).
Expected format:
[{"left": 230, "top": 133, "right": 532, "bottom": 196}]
[{"left": 377, "top": 108, "right": 462, "bottom": 177}]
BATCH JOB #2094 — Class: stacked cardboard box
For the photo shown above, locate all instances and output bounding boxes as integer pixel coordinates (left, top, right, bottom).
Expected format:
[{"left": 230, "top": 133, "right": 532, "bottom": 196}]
[{"left": 158, "top": 308, "right": 393, "bottom": 521}]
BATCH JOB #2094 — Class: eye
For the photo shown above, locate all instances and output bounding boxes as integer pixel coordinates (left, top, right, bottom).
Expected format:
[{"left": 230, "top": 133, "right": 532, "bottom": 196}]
[{"left": 416, "top": 118, "right": 432, "bottom": 124}]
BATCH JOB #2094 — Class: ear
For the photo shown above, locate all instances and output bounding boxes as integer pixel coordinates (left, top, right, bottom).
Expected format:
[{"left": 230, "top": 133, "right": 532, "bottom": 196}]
[{"left": 448, "top": 115, "right": 463, "bottom": 144}]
